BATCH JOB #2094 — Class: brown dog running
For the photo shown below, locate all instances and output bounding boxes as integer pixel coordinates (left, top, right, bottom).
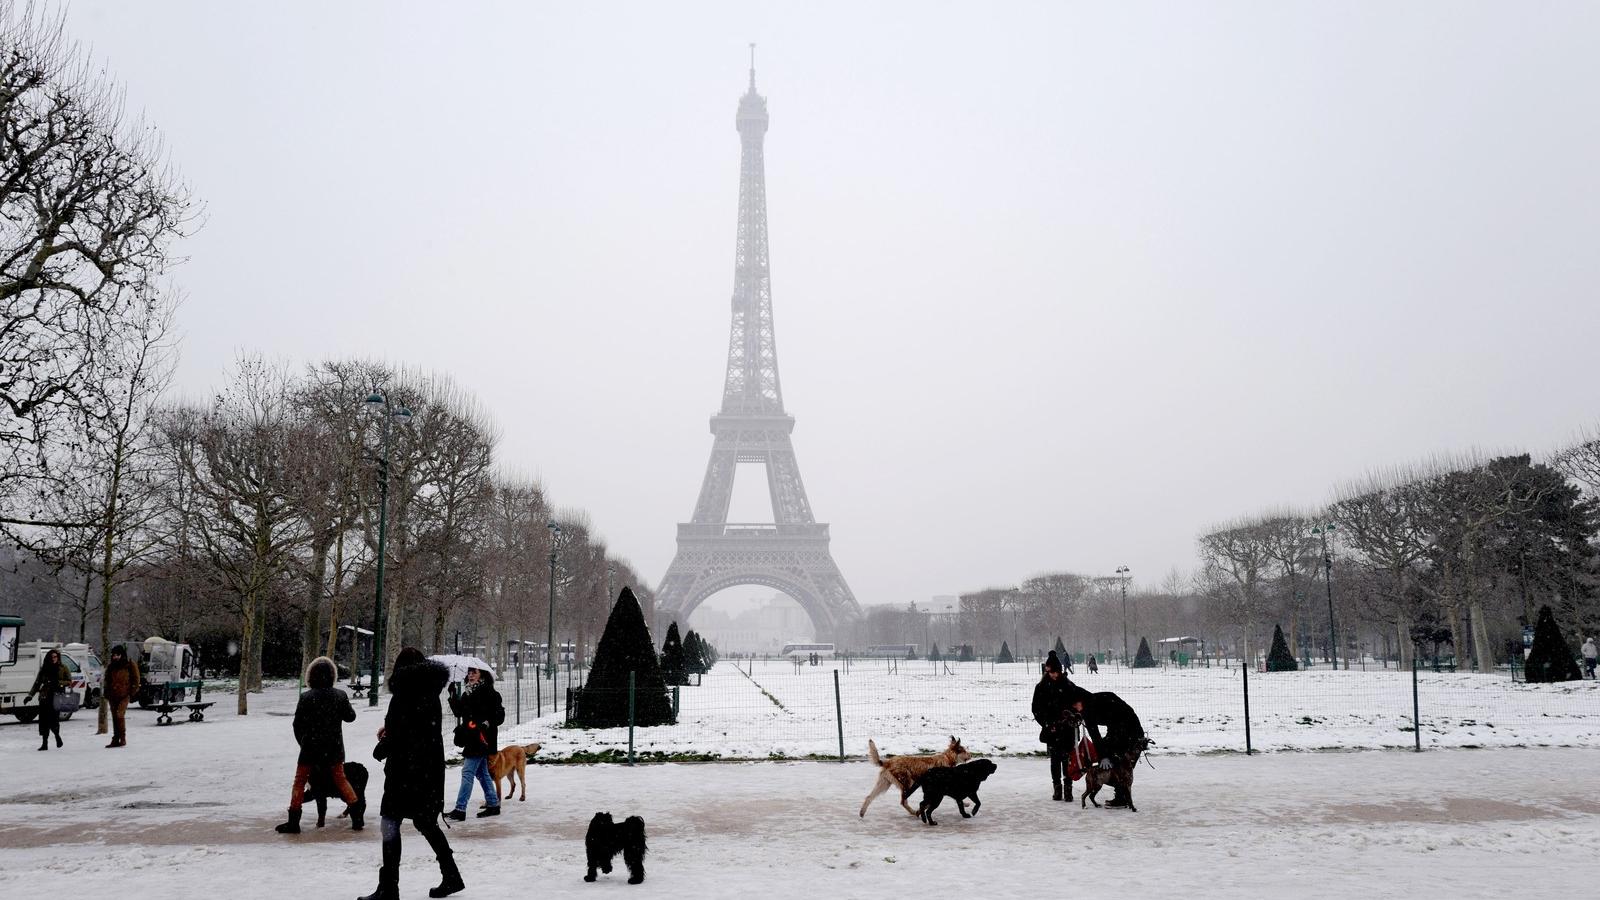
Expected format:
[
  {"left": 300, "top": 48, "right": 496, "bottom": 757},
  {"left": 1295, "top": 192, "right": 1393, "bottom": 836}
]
[
  {"left": 488, "top": 742, "right": 542, "bottom": 803},
  {"left": 859, "top": 736, "right": 972, "bottom": 817}
]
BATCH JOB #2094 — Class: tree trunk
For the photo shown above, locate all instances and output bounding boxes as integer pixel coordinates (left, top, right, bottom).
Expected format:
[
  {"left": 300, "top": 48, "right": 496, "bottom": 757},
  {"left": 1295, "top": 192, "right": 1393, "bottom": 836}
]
[
  {"left": 433, "top": 605, "right": 447, "bottom": 656},
  {"left": 303, "top": 542, "right": 329, "bottom": 673},
  {"left": 1469, "top": 601, "right": 1493, "bottom": 674},
  {"left": 323, "top": 537, "right": 346, "bottom": 660},
  {"left": 1398, "top": 613, "right": 1414, "bottom": 670},
  {"left": 238, "top": 591, "right": 257, "bottom": 715}
]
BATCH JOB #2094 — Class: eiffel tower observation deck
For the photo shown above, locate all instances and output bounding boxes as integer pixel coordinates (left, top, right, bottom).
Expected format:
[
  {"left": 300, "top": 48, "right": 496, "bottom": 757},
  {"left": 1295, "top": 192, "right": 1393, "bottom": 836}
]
[{"left": 654, "top": 51, "right": 863, "bottom": 642}]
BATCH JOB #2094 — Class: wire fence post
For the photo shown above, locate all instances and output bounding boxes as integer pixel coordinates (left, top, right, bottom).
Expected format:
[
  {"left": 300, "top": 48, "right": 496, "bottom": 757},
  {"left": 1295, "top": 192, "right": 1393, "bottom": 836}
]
[
  {"left": 834, "top": 668, "right": 845, "bottom": 762},
  {"left": 627, "top": 670, "right": 636, "bottom": 767},
  {"left": 1411, "top": 658, "right": 1422, "bottom": 752},
  {"left": 1242, "top": 661, "right": 1253, "bottom": 755},
  {"left": 535, "top": 672, "right": 541, "bottom": 718}
]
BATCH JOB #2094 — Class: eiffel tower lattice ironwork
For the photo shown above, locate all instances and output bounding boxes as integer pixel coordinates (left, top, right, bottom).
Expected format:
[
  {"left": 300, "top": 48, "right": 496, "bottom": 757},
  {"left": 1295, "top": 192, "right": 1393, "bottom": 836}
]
[{"left": 654, "top": 52, "right": 862, "bottom": 642}]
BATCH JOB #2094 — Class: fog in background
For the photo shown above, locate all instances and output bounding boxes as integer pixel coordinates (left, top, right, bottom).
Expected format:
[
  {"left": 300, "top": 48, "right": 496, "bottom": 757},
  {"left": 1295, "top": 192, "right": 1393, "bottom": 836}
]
[{"left": 61, "top": 2, "right": 1600, "bottom": 610}]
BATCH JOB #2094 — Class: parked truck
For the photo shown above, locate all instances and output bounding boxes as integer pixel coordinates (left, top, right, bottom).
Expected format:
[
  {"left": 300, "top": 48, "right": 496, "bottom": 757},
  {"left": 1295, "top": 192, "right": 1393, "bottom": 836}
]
[
  {"left": 131, "top": 636, "right": 200, "bottom": 706},
  {"left": 0, "top": 619, "right": 93, "bottom": 722}
]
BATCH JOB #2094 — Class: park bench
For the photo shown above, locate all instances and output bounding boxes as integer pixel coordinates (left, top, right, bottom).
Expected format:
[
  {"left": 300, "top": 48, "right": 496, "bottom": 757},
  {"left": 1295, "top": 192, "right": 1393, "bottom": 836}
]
[{"left": 143, "top": 680, "right": 214, "bottom": 725}]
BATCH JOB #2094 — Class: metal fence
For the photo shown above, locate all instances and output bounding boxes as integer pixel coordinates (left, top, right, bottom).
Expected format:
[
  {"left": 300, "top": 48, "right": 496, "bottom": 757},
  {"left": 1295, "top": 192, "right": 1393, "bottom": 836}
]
[{"left": 494, "top": 657, "right": 1600, "bottom": 764}]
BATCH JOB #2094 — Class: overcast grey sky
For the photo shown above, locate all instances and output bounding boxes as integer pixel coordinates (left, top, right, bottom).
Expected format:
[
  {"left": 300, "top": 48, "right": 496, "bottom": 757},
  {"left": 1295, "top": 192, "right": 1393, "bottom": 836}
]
[{"left": 62, "top": 1, "right": 1600, "bottom": 611}]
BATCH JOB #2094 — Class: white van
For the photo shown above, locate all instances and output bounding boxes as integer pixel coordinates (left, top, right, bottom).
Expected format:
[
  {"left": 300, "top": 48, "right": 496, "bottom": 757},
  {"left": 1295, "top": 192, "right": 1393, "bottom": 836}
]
[{"left": 0, "top": 640, "right": 90, "bottom": 723}]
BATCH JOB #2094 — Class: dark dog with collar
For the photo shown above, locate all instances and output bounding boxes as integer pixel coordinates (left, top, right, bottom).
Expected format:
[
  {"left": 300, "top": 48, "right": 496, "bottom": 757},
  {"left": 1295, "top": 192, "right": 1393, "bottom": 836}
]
[
  {"left": 585, "top": 812, "right": 647, "bottom": 884},
  {"left": 308, "top": 761, "right": 368, "bottom": 828},
  {"left": 1081, "top": 738, "right": 1151, "bottom": 812},
  {"left": 914, "top": 758, "right": 998, "bottom": 826}
]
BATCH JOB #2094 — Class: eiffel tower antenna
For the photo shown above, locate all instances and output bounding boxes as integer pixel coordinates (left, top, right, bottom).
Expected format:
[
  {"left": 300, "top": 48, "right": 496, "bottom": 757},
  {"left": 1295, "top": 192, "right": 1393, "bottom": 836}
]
[{"left": 655, "top": 61, "right": 862, "bottom": 644}]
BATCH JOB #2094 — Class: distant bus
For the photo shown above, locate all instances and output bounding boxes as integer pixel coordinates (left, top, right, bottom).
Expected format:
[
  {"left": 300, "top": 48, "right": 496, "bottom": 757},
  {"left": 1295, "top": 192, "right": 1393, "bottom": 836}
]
[
  {"left": 781, "top": 642, "right": 834, "bottom": 659},
  {"left": 864, "top": 644, "right": 917, "bottom": 658}
]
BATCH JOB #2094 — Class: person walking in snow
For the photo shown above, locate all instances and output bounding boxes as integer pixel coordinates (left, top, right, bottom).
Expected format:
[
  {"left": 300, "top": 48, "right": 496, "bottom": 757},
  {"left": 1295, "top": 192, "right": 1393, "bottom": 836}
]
[
  {"left": 276, "top": 656, "right": 364, "bottom": 834},
  {"left": 363, "top": 647, "right": 461, "bottom": 900},
  {"left": 1032, "top": 650, "right": 1092, "bottom": 802},
  {"left": 1582, "top": 636, "right": 1597, "bottom": 679},
  {"left": 103, "top": 644, "right": 141, "bottom": 748},
  {"left": 445, "top": 666, "right": 505, "bottom": 820},
  {"left": 24, "top": 647, "right": 71, "bottom": 751}
]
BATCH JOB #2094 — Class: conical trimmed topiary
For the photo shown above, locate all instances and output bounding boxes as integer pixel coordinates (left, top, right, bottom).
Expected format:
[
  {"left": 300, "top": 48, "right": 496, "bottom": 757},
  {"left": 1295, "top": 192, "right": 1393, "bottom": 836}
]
[
  {"left": 683, "top": 630, "right": 708, "bottom": 675},
  {"left": 957, "top": 644, "right": 975, "bottom": 662},
  {"left": 659, "top": 622, "right": 688, "bottom": 685},
  {"left": 1525, "top": 604, "right": 1581, "bottom": 683},
  {"left": 572, "top": 588, "right": 675, "bottom": 727},
  {"left": 996, "top": 641, "right": 1014, "bottom": 664},
  {"left": 1266, "top": 624, "right": 1298, "bottom": 672},
  {"left": 1132, "top": 636, "right": 1158, "bottom": 668},
  {"left": 1053, "top": 636, "right": 1067, "bottom": 659},
  {"left": 928, "top": 642, "right": 942, "bottom": 662}
]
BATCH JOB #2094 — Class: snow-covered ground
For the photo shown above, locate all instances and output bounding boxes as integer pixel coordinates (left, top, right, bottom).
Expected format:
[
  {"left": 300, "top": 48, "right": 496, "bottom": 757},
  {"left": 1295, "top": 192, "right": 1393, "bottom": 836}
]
[
  {"left": 503, "top": 659, "right": 1600, "bottom": 760},
  {"left": 3, "top": 676, "right": 1598, "bottom": 898}
]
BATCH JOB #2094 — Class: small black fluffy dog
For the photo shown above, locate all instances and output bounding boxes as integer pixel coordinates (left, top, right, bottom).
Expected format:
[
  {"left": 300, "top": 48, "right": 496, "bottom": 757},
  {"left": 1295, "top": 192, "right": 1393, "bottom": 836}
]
[
  {"left": 584, "top": 812, "right": 647, "bottom": 884},
  {"left": 914, "top": 758, "right": 998, "bottom": 826},
  {"left": 307, "top": 761, "right": 368, "bottom": 829}
]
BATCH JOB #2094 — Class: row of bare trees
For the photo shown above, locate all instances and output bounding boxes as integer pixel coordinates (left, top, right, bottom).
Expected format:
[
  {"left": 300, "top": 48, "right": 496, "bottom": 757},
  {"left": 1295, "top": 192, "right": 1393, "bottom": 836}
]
[
  {"left": 0, "top": 10, "right": 646, "bottom": 722},
  {"left": 1196, "top": 449, "right": 1600, "bottom": 670}
]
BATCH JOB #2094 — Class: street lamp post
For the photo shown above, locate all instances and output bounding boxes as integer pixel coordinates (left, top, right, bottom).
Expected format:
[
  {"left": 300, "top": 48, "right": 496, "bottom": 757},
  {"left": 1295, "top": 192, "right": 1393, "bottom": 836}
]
[
  {"left": 364, "top": 391, "right": 411, "bottom": 708},
  {"left": 1312, "top": 523, "right": 1338, "bottom": 669},
  {"left": 547, "top": 522, "right": 562, "bottom": 704},
  {"left": 1116, "top": 566, "right": 1131, "bottom": 665}
]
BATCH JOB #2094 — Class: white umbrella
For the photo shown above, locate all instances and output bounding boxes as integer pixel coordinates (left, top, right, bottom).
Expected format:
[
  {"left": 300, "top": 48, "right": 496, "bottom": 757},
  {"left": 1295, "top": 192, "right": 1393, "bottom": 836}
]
[{"left": 428, "top": 654, "right": 497, "bottom": 683}]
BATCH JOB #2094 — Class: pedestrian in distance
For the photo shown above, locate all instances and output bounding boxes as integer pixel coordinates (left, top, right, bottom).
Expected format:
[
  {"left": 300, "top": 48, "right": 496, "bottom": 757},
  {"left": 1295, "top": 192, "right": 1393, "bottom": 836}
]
[
  {"left": 1582, "top": 636, "right": 1597, "bottom": 679},
  {"left": 276, "top": 656, "right": 364, "bottom": 834},
  {"left": 445, "top": 666, "right": 505, "bottom": 821},
  {"left": 1032, "top": 650, "right": 1093, "bottom": 802},
  {"left": 1086, "top": 654, "right": 1099, "bottom": 674},
  {"left": 363, "top": 647, "right": 462, "bottom": 900},
  {"left": 24, "top": 647, "right": 71, "bottom": 751},
  {"left": 103, "top": 644, "right": 141, "bottom": 748}
]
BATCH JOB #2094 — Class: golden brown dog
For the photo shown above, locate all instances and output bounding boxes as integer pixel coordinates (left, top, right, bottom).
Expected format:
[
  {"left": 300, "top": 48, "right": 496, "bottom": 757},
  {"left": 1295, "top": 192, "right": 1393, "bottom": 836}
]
[
  {"left": 488, "top": 742, "right": 541, "bottom": 802},
  {"left": 858, "top": 736, "right": 971, "bottom": 817}
]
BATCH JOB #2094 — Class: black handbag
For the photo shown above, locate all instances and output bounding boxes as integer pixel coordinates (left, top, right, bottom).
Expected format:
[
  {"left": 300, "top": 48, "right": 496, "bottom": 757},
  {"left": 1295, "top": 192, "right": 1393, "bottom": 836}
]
[{"left": 53, "top": 691, "right": 80, "bottom": 714}]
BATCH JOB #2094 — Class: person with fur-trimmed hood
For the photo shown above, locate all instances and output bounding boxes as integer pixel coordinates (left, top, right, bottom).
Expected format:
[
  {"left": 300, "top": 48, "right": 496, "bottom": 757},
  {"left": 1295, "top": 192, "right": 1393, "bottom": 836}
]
[
  {"left": 276, "top": 656, "right": 364, "bottom": 834},
  {"left": 1032, "top": 650, "right": 1092, "bottom": 801},
  {"left": 362, "top": 647, "right": 461, "bottom": 900},
  {"left": 445, "top": 666, "right": 505, "bottom": 820}
]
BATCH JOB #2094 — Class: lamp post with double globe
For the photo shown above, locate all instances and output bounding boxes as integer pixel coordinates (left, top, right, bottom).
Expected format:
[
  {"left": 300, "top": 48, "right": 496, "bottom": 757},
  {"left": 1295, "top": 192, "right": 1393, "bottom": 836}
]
[
  {"left": 1116, "top": 566, "right": 1131, "bottom": 665},
  {"left": 364, "top": 390, "right": 411, "bottom": 707}
]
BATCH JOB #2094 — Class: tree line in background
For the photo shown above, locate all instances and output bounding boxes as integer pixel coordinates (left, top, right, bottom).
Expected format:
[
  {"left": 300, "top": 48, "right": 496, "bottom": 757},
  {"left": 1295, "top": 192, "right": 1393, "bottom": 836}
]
[
  {"left": 859, "top": 447, "right": 1599, "bottom": 678},
  {"left": 0, "top": 11, "right": 648, "bottom": 721}
]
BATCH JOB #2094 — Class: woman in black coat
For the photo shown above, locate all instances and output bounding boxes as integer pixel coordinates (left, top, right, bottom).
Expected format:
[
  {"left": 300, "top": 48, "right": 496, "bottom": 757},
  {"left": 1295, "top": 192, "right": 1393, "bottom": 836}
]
[
  {"left": 1031, "top": 650, "right": 1091, "bottom": 801},
  {"left": 445, "top": 667, "right": 505, "bottom": 820},
  {"left": 25, "top": 648, "right": 71, "bottom": 751},
  {"left": 362, "top": 647, "right": 461, "bottom": 900}
]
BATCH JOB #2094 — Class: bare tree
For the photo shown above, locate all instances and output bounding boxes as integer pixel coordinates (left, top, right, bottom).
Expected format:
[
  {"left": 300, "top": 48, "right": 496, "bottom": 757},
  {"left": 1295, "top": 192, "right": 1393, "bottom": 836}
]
[
  {"left": 1256, "top": 510, "right": 1317, "bottom": 660},
  {"left": 1196, "top": 518, "right": 1275, "bottom": 660},
  {"left": 0, "top": 5, "right": 193, "bottom": 526}
]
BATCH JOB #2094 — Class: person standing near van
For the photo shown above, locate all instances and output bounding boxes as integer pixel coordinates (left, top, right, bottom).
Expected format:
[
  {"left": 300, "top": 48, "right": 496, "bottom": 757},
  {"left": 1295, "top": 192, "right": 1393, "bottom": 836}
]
[
  {"left": 24, "top": 647, "right": 71, "bottom": 751},
  {"left": 103, "top": 645, "right": 141, "bottom": 748}
]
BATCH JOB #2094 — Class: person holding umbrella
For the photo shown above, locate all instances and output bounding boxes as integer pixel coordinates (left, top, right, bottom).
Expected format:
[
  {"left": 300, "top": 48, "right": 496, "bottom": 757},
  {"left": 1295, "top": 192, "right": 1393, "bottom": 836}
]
[{"left": 444, "top": 666, "right": 505, "bottom": 821}]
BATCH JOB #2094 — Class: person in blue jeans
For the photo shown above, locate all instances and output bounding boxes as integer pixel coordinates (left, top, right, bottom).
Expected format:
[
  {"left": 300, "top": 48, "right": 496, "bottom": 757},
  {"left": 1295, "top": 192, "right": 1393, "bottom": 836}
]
[{"left": 445, "top": 667, "right": 505, "bottom": 820}]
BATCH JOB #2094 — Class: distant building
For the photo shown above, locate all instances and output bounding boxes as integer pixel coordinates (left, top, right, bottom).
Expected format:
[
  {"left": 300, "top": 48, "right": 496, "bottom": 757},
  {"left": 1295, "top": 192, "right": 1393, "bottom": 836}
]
[{"left": 690, "top": 594, "right": 813, "bottom": 654}]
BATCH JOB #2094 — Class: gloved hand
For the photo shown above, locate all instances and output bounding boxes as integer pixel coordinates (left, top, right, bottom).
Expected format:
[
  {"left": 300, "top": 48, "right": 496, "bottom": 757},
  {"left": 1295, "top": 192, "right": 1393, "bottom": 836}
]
[{"left": 1097, "top": 758, "right": 1114, "bottom": 771}]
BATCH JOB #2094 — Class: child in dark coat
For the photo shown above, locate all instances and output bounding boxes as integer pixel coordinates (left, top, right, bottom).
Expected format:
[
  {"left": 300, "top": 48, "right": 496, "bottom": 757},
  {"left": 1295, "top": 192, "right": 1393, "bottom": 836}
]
[{"left": 276, "top": 656, "right": 363, "bottom": 834}]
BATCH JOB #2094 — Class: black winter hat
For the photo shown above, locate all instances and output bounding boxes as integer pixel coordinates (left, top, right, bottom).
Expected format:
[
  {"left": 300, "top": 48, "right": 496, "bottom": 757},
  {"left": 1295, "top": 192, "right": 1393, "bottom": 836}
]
[{"left": 1044, "top": 650, "right": 1063, "bottom": 673}]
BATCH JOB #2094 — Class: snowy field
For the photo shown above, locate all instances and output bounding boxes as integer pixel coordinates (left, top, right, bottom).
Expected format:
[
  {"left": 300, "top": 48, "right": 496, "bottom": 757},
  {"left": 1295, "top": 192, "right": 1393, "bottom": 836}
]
[
  {"left": 3, "top": 678, "right": 1600, "bottom": 898},
  {"left": 503, "top": 659, "right": 1600, "bottom": 760}
]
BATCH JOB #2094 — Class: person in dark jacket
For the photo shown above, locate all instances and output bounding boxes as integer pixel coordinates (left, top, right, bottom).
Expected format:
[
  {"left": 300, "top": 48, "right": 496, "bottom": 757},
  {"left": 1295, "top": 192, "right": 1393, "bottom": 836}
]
[
  {"left": 362, "top": 647, "right": 461, "bottom": 900},
  {"left": 1067, "top": 689, "right": 1147, "bottom": 808},
  {"left": 445, "top": 667, "right": 505, "bottom": 820},
  {"left": 102, "top": 645, "right": 141, "bottom": 748},
  {"left": 24, "top": 648, "right": 71, "bottom": 751},
  {"left": 276, "top": 656, "right": 363, "bottom": 834},
  {"left": 1032, "top": 650, "right": 1093, "bottom": 801}
]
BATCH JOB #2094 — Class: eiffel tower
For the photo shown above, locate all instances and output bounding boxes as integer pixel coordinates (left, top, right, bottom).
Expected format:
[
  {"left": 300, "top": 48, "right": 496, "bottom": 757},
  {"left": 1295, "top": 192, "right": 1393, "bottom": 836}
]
[{"left": 654, "top": 52, "right": 862, "bottom": 643}]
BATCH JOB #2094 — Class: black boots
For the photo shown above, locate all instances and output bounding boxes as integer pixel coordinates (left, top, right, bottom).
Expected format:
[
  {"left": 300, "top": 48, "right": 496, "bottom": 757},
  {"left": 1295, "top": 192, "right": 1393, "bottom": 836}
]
[
  {"left": 1052, "top": 783, "right": 1062, "bottom": 801},
  {"left": 275, "top": 808, "right": 302, "bottom": 834},
  {"left": 443, "top": 809, "right": 467, "bottom": 822},
  {"left": 428, "top": 853, "right": 465, "bottom": 898},
  {"left": 357, "top": 866, "right": 398, "bottom": 900},
  {"left": 38, "top": 738, "right": 47, "bottom": 751},
  {"left": 475, "top": 804, "right": 500, "bottom": 818}
]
